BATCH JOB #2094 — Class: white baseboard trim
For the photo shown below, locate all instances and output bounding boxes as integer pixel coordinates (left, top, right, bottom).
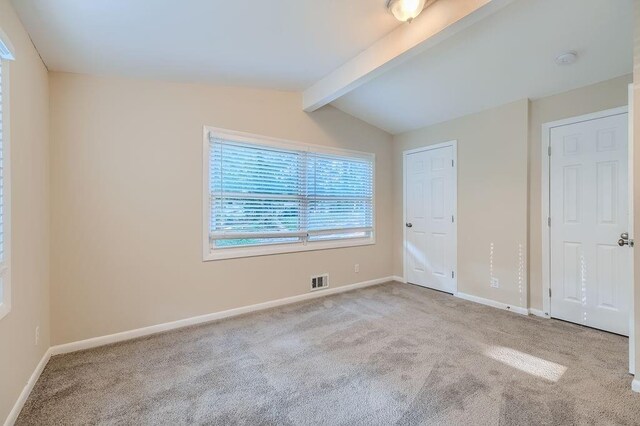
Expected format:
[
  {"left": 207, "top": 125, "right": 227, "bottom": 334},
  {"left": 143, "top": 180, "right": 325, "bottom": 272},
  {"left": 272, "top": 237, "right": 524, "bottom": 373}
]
[
  {"left": 4, "top": 348, "right": 52, "bottom": 426},
  {"left": 50, "top": 276, "right": 395, "bottom": 356},
  {"left": 455, "top": 292, "right": 528, "bottom": 316},
  {"left": 4, "top": 276, "right": 395, "bottom": 426},
  {"left": 528, "top": 308, "right": 549, "bottom": 318},
  {"left": 391, "top": 275, "right": 406, "bottom": 283},
  {"left": 633, "top": 378, "right": 640, "bottom": 393}
]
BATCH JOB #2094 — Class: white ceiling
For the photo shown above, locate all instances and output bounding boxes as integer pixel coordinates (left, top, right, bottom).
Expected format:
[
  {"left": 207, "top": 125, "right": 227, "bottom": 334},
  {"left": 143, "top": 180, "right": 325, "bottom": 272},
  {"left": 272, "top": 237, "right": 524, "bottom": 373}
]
[
  {"left": 11, "top": 0, "right": 634, "bottom": 135},
  {"left": 10, "top": 0, "right": 400, "bottom": 90},
  {"left": 332, "top": 0, "right": 634, "bottom": 134}
]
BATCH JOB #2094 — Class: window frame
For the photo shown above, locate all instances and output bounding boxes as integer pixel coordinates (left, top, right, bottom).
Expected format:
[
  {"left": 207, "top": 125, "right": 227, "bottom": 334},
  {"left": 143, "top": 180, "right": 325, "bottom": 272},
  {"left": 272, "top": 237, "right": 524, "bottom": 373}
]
[
  {"left": 0, "top": 29, "right": 14, "bottom": 321},
  {"left": 202, "top": 126, "right": 376, "bottom": 261}
]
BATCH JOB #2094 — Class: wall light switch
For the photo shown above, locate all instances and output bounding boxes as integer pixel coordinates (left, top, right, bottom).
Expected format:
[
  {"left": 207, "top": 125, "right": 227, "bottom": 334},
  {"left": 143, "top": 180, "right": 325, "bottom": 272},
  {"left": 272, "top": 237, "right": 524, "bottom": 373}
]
[{"left": 490, "top": 278, "right": 499, "bottom": 288}]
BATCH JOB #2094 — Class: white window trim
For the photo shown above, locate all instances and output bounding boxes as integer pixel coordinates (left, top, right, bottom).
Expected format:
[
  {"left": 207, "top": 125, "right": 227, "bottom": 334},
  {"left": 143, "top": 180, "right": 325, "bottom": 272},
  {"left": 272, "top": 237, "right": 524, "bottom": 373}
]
[
  {"left": 0, "top": 29, "right": 14, "bottom": 321},
  {"left": 202, "top": 126, "right": 376, "bottom": 261}
]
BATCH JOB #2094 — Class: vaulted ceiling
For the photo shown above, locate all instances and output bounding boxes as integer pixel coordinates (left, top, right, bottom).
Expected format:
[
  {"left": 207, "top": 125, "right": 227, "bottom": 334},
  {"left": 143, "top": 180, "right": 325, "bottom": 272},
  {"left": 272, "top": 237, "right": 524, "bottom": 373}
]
[
  {"left": 12, "top": 0, "right": 634, "bottom": 134},
  {"left": 11, "top": 0, "right": 400, "bottom": 90},
  {"left": 331, "top": 0, "right": 633, "bottom": 133}
]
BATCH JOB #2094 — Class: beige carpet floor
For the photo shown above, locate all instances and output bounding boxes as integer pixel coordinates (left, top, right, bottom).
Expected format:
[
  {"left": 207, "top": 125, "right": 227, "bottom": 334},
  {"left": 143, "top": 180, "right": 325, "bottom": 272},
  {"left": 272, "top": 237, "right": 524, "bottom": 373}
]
[{"left": 16, "top": 282, "right": 640, "bottom": 425}]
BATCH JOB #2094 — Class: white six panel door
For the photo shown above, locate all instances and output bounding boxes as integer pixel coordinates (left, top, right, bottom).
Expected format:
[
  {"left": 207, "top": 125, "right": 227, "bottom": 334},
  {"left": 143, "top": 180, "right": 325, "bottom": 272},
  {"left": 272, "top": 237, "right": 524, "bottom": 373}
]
[
  {"left": 405, "top": 146, "right": 456, "bottom": 294},
  {"left": 550, "top": 113, "right": 630, "bottom": 336}
]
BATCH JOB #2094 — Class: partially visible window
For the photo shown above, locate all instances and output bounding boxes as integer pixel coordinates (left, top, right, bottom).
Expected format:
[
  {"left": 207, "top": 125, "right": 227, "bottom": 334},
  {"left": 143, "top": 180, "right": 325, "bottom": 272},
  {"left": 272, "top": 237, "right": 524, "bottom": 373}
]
[
  {"left": 204, "top": 128, "right": 375, "bottom": 261},
  {"left": 0, "top": 31, "right": 14, "bottom": 321}
]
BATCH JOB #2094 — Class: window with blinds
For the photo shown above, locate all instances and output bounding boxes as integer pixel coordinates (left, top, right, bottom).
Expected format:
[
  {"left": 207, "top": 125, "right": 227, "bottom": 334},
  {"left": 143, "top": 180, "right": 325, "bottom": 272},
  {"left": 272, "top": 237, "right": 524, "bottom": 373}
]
[
  {"left": 204, "top": 129, "right": 374, "bottom": 260},
  {"left": 0, "top": 61, "right": 4, "bottom": 309},
  {"left": 0, "top": 58, "right": 8, "bottom": 318},
  {"left": 0, "top": 34, "right": 15, "bottom": 320}
]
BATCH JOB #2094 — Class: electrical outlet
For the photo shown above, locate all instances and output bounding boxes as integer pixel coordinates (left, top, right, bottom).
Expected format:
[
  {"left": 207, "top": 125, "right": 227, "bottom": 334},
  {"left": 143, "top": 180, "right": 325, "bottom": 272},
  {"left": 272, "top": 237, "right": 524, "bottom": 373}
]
[
  {"left": 35, "top": 326, "right": 40, "bottom": 346},
  {"left": 490, "top": 278, "right": 500, "bottom": 288},
  {"left": 354, "top": 264, "right": 360, "bottom": 273}
]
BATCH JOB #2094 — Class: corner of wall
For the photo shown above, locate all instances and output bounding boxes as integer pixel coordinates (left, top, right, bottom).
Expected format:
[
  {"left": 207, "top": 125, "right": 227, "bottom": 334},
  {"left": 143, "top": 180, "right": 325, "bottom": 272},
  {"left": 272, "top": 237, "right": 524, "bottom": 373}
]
[{"left": 0, "top": 0, "right": 51, "bottom": 423}]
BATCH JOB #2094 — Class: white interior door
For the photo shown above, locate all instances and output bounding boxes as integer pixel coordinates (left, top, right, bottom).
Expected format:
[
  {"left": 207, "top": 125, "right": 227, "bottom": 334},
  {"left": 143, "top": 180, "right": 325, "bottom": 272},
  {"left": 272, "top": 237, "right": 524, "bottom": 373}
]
[
  {"left": 405, "top": 145, "right": 456, "bottom": 294},
  {"left": 550, "top": 112, "right": 631, "bottom": 336}
]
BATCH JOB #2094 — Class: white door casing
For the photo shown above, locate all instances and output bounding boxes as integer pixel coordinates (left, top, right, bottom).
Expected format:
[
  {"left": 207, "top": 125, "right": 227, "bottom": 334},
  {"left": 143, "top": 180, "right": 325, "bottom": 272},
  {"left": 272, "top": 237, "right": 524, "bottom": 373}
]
[
  {"left": 628, "top": 84, "right": 634, "bottom": 374},
  {"left": 549, "top": 112, "right": 631, "bottom": 336},
  {"left": 404, "top": 142, "right": 457, "bottom": 294}
]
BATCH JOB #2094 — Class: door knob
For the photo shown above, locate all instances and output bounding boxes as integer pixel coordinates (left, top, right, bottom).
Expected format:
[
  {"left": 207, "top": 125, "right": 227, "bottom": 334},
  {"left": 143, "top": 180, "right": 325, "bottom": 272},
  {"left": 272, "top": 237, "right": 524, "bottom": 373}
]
[
  {"left": 406, "top": 223, "right": 413, "bottom": 228},
  {"left": 618, "top": 232, "right": 634, "bottom": 247}
]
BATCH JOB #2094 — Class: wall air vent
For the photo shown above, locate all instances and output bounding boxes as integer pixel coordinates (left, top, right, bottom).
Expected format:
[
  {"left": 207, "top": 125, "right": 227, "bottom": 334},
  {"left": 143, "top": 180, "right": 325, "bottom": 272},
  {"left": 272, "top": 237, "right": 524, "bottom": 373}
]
[{"left": 311, "top": 274, "right": 329, "bottom": 291}]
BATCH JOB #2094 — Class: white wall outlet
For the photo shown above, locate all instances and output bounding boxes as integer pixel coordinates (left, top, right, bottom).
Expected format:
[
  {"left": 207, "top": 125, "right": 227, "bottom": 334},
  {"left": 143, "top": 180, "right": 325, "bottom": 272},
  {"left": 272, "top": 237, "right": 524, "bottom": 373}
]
[
  {"left": 35, "top": 326, "right": 40, "bottom": 346},
  {"left": 490, "top": 278, "right": 500, "bottom": 288},
  {"left": 354, "top": 264, "right": 360, "bottom": 273}
]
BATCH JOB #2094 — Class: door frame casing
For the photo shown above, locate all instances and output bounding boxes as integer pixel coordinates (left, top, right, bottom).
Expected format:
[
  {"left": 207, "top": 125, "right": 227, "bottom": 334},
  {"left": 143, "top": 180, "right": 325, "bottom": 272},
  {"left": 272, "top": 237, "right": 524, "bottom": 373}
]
[
  {"left": 541, "top": 106, "right": 630, "bottom": 319},
  {"left": 402, "top": 140, "right": 458, "bottom": 293},
  {"left": 628, "top": 83, "right": 635, "bottom": 375}
]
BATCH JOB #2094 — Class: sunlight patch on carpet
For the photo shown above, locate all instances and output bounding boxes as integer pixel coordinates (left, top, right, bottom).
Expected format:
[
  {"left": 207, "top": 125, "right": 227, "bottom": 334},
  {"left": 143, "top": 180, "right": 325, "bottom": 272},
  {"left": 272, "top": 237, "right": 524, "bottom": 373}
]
[{"left": 484, "top": 346, "right": 567, "bottom": 382}]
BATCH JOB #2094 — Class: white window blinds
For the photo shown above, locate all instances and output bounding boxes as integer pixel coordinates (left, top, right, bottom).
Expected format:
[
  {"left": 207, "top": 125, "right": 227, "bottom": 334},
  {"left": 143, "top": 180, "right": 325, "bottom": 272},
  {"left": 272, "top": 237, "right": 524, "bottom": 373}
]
[
  {"left": 0, "top": 61, "right": 5, "bottom": 307},
  {"left": 0, "top": 36, "right": 13, "bottom": 320},
  {"left": 306, "top": 152, "right": 373, "bottom": 241},
  {"left": 207, "top": 133, "right": 374, "bottom": 251}
]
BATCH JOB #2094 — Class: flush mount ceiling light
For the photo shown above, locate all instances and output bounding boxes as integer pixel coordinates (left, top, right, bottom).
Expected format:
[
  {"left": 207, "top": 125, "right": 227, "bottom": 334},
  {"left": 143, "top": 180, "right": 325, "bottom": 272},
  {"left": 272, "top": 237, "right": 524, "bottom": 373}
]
[
  {"left": 387, "top": 0, "right": 427, "bottom": 23},
  {"left": 555, "top": 51, "right": 578, "bottom": 66}
]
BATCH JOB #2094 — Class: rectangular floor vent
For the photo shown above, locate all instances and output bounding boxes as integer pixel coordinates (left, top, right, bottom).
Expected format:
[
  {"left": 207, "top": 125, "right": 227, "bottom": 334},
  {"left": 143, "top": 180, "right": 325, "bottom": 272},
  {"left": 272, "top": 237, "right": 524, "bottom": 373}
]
[{"left": 311, "top": 274, "right": 329, "bottom": 291}]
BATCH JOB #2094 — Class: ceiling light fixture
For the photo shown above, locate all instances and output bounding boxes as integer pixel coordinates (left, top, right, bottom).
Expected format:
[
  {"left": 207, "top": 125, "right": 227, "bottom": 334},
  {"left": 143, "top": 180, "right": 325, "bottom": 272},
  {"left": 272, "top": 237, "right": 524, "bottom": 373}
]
[
  {"left": 555, "top": 51, "right": 578, "bottom": 66},
  {"left": 387, "top": 0, "right": 427, "bottom": 23}
]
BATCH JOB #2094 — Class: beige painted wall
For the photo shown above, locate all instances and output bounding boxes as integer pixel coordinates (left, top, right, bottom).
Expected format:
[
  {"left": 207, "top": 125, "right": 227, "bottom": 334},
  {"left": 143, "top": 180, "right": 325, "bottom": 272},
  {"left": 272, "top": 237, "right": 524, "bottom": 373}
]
[
  {"left": 528, "top": 74, "right": 632, "bottom": 310},
  {"left": 0, "top": 0, "right": 50, "bottom": 422},
  {"left": 49, "top": 72, "right": 393, "bottom": 345},
  {"left": 392, "top": 75, "right": 631, "bottom": 313},
  {"left": 393, "top": 99, "right": 530, "bottom": 308}
]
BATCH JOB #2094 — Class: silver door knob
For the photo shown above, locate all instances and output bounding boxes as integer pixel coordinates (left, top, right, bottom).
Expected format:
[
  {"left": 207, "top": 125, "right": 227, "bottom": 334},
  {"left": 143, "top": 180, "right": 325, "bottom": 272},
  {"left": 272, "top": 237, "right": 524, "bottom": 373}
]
[
  {"left": 406, "top": 223, "right": 413, "bottom": 228},
  {"left": 618, "top": 232, "right": 634, "bottom": 247}
]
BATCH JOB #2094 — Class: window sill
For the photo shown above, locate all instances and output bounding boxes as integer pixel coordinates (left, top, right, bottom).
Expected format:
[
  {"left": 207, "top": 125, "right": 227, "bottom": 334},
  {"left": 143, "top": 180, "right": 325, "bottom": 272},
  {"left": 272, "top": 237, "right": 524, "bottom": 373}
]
[{"left": 203, "top": 237, "right": 375, "bottom": 261}]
